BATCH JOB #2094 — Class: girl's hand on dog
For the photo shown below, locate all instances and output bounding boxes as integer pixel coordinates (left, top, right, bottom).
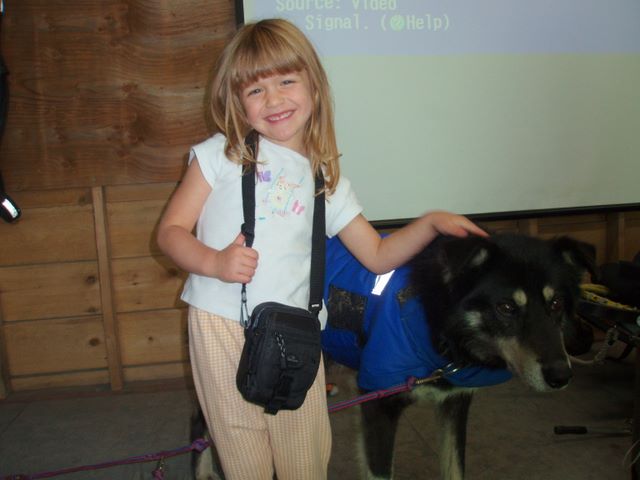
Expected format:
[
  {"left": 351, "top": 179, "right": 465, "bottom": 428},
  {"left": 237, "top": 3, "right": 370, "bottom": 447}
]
[
  {"left": 426, "top": 211, "right": 488, "bottom": 238},
  {"left": 213, "top": 233, "right": 259, "bottom": 284}
]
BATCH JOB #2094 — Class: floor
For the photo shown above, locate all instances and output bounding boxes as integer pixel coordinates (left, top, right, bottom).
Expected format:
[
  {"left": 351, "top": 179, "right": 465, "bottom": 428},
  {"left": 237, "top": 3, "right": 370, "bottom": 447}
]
[{"left": 0, "top": 346, "right": 637, "bottom": 480}]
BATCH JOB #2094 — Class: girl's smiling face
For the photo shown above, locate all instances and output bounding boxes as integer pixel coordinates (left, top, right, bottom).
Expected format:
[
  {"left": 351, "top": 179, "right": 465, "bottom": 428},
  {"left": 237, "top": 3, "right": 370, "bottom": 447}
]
[{"left": 241, "top": 71, "right": 314, "bottom": 156}]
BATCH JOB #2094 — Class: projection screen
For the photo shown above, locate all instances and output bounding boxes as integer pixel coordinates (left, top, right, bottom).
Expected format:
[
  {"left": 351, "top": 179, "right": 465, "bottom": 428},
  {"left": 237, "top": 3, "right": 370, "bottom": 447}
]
[{"left": 240, "top": 1, "right": 640, "bottom": 221}]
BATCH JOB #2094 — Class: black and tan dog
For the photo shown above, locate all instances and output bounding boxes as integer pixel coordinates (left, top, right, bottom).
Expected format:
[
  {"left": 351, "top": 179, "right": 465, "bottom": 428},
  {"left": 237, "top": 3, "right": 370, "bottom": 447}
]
[
  {"left": 322, "top": 233, "right": 594, "bottom": 480},
  {"left": 193, "top": 233, "right": 594, "bottom": 480}
]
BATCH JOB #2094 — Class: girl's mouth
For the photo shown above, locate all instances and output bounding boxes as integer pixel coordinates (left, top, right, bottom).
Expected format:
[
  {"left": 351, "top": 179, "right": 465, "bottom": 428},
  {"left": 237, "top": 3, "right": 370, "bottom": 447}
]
[{"left": 266, "top": 110, "right": 293, "bottom": 122}]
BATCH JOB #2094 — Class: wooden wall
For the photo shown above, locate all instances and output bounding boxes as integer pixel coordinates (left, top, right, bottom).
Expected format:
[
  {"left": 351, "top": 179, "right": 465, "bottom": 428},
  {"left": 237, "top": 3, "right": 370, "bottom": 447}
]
[
  {"left": 0, "top": 2, "right": 638, "bottom": 398},
  {"left": 0, "top": 0, "right": 237, "bottom": 190},
  {"left": 0, "top": 0, "right": 236, "bottom": 397},
  {"left": 0, "top": 183, "right": 194, "bottom": 393}
]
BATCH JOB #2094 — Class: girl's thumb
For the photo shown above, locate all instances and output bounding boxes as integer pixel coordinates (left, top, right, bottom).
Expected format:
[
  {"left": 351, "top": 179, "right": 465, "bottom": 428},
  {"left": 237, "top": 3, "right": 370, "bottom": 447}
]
[{"left": 233, "top": 232, "right": 246, "bottom": 245}]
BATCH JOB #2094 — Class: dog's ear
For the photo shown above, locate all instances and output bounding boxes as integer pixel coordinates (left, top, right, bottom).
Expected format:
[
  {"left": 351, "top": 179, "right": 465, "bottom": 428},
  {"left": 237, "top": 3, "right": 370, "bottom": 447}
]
[
  {"left": 551, "top": 236, "right": 596, "bottom": 276},
  {"left": 438, "top": 235, "right": 496, "bottom": 280}
]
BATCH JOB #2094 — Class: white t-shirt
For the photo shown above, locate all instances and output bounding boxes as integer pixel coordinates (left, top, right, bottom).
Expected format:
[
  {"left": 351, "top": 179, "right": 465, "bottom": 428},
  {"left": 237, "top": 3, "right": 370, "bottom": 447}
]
[{"left": 180, "top": 134, "right": 363, "bottom": 327}]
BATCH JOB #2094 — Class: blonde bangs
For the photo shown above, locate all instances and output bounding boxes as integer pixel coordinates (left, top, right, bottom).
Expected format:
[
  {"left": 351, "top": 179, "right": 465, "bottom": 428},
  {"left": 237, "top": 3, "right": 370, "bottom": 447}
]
[{"left": 230, "top": 27, "right": 308, "bottom": 91}]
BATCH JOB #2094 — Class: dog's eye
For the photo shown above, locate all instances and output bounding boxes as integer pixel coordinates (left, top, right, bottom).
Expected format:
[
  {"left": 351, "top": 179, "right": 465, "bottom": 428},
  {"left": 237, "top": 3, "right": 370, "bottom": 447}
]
[
  {"left": 549, "top": 296, "right": 565, "bottom": 313},
  {"left": 496, "top": 301, "right": 517, "bottom": 316}
]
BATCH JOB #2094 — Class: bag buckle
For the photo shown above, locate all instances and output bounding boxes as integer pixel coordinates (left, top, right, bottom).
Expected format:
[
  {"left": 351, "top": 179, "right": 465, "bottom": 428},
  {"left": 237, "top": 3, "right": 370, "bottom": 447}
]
[{"left": 240, "top": 287, "right": 250, "bottom": 328}]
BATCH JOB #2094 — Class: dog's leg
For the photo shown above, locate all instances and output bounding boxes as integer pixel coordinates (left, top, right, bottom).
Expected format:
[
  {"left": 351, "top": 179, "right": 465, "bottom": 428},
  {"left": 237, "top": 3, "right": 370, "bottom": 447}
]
[
  {"left": 191, "top": 406, "right": 223, "bottom": 480},
  {"left": 436, "top": 391, "right": 473, "bottom": 480},
  {"left": 194, "top": 434, "right": 219, "bottom": 480},
  {"left": 360, "top": 394, "right": 411, "bottom": 479}
]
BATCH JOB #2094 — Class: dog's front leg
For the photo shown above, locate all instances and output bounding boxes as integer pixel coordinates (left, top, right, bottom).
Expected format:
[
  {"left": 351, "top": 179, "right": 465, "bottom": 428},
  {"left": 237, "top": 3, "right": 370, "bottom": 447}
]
[{"left": 436, "top": 391, "right": 473, "bottom": 480}]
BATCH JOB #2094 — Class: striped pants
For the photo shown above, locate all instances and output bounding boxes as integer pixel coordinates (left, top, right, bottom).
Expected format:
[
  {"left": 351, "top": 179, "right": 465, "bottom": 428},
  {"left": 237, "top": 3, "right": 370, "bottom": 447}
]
[{"left": 188, "top": 307, "right": 332, "bottom": 480}]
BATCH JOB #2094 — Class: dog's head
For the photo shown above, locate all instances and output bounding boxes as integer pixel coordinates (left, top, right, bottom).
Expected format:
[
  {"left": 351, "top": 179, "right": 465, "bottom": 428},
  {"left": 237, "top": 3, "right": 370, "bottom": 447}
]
[{"left": 411, "top": 234, "right": 595, "bottom": 392}]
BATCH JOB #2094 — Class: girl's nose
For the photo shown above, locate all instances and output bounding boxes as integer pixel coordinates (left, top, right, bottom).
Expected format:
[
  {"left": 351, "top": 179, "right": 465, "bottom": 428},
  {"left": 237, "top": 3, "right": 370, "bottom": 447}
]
[{"left": 265, "top": 88, "right": 283, "bottom": 107}]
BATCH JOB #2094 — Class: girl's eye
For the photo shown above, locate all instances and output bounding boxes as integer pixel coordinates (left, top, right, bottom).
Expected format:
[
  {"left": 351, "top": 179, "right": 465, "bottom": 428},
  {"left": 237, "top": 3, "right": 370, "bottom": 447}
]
[{"left": 243, "top": 84, "right": 262, "bottom": 97}]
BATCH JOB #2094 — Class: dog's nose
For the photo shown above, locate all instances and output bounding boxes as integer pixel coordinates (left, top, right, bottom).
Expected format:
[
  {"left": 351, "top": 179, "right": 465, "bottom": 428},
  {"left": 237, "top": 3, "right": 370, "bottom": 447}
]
[{"left": 542, "top": 362, "right": 573, "bottom": 389}]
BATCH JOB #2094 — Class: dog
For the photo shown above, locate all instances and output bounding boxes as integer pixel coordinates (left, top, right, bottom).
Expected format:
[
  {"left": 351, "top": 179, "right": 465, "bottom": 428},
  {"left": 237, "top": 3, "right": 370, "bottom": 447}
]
[
  {"left": 192, "top": 233, "right": 594, "bottom": 480},
  {"left": 321, "top": 233, "right": 594, "bottom": 480}
]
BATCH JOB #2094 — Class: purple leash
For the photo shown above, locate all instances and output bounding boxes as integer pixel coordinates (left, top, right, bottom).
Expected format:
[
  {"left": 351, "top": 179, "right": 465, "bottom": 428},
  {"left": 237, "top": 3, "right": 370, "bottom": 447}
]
[
  {"left": 327, "top": 377, "right": 417, "bottom": 413},
  {"left": 327, "top": 364, "right": 458, "bottom": 413},
  {"left": 0, "top": 438, "right": 210, "bottom": 480}
]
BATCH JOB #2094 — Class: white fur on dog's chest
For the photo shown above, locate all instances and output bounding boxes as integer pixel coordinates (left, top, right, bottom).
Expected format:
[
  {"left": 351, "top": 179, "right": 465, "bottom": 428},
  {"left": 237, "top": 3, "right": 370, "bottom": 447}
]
[{"left": 410, "top": 384, "right": 477, "bottom": 405}]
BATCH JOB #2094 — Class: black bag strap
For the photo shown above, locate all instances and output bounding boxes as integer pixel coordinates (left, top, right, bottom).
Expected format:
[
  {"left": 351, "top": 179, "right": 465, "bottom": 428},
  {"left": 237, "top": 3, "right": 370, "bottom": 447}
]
[
  {"left": 240, "top": 133, "right": 325, "bottom": 327},
  {"left": 240, "top": 129, "right": 260, "bottom": 248}
]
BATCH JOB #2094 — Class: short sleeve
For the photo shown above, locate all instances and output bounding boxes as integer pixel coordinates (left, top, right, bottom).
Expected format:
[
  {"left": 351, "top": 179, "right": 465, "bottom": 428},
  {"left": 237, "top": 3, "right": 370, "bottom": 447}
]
[
  {"left": 189, "top": 134, "right": 229, "bottom": 188},
  {"left": 325, "top": 175, "right": 363, "bottom": 238}
]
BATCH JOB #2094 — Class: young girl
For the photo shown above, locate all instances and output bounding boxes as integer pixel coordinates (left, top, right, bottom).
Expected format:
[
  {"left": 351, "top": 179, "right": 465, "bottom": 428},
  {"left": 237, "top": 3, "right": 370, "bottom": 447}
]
[{"left": 157, "top": 18, "right": 486, "bottom": 480}]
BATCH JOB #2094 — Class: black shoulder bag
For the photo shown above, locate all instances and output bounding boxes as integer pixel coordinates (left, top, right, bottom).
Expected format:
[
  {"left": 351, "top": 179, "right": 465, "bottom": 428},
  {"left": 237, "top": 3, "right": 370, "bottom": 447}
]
[{"left": 235, "top": 136, "right": 325, "bottom": 415}]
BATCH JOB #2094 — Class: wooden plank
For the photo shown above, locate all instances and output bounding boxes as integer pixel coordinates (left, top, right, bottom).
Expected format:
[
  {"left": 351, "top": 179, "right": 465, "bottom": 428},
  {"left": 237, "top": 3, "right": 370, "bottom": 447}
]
[
  {"left": 537, "top": 213, "right": 607, "bottom": 227},
  {"left": 605, "top": 212, "right": 625, "bottom": 263},
  {"left": 3, "top": 188, "right": 93, "bottom": 209},
  {"left": 0, "top": 262, "right": 102, "bottom": 322},
  {"left": 92, "top": 186, "right": 123, "bottom": 391},
  {"left": 112, "top": 256, "right": 187, "bottom": 312},
  {"left": 517, "top": 218, "right": 539, "bottom": 236},
  {"left": 624, "top": 211, "right": 640, "bottom": 261},
  {"left": 0, "top": 204, "right": 97, "bottom": 266},
  {"left": 0, "top": 307, "right": 7, "bottom": 399},
  {"left": 105, "top": 182, "right": 177, "bottom": 203},
  {"left": 10, "top": 370, "right": 110, "bottom": 392},
  {"left": 123, "top": 362, "right": 191, "bottom": 383},
  {"left": 107, "top": 199, "right": 167, "bottom": 258},
  {"left": 4, "top": 316, "right": 108, "bottom": 376},
  {"left": 0, "top": 0, "right": 236, "bottom": 190},
  {"left": 118, "top": 309, "right": 188, "bottom": 366},
  {"left": 477, "top": 219, "right": 519, "bottom": 234}
]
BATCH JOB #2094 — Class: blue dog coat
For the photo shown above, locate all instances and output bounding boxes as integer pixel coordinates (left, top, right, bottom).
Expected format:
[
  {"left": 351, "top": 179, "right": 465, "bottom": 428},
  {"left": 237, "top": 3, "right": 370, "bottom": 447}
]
[{"left": 322, "top": 237, "right": 512, "bottom": 391}]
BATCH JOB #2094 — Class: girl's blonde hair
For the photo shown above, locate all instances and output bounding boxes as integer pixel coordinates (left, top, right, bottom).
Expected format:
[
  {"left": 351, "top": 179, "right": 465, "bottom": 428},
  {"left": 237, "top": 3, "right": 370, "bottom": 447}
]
[{"left": 210, "top": 18, "right": 340, "bottom": 194}]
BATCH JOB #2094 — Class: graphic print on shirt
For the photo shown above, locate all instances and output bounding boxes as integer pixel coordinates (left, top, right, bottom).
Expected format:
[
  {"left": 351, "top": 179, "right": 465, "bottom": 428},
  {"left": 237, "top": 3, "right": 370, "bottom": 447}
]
[{"left": 256, "top": 167, "right": 306, "bottom": 219}]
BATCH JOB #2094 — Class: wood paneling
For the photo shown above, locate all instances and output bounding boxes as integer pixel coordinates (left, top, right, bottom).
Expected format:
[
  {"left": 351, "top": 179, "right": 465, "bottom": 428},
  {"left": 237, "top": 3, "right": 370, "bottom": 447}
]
[
  {"left": 4, "top": 316, "right": 107, "bottom": 375},
  {"left": 107, "top": 199, "right": 167, "bottom": 258},
  {"left": 0, "top": 262, "right": 101, "bottom": 322},
  {"left": 105, "top": 182, "right": 177, "bottom": 203},
  {"left": 0, "top": 0, "right": 237, "bottom": 191},
  {"left": 11, "top": 370, "right": 110, "bottom": 392},
  {"left": 92, "top": 186, "right": 123, "bottom": 390},
  {"left": 105, "top": 182, "right": 177, "bottom": 258},
  {"left": 123, "top": 362, "right": 191, "bottom": 383},
  {"left": 0, "top": 0, "right": 237, "bottom": 395},
  {"left": 112, "top": 256, "right": 187, "bottom": 312},
  {"left": 0, "top": 203, "right": 96, "bottom": 266},
  {"left": 118, "top": 309, "right": 188, "bottom": 366},
  {"left": 477, "top": 219, "right": 519, "bottom": 234},
  {"left": 5, "top": 188, "right": 94, "bottom": 209},
  {"left": 624, "top": 211, "right": 640, "bottom": 261}
]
